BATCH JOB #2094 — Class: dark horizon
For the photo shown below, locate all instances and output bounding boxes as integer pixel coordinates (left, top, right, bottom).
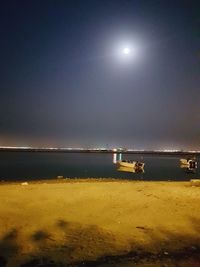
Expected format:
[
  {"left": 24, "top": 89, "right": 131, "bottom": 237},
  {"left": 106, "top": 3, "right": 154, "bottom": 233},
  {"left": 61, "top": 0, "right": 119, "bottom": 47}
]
[{"left": 1, "top": 1, "right": 200, "bottom": 150}]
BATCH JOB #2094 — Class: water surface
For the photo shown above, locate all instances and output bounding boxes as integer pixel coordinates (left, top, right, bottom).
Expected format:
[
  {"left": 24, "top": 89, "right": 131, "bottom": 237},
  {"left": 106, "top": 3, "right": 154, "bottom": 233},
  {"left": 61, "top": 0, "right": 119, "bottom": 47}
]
[{"left": 0, "top": 152, "right": 199, "bottom": 181}]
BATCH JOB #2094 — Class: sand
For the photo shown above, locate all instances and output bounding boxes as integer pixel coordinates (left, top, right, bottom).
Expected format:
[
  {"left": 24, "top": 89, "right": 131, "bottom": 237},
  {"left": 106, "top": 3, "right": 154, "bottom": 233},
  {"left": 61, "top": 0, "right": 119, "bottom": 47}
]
[{"left": 0, "top": 179, "right": 200, "bottom": 266}]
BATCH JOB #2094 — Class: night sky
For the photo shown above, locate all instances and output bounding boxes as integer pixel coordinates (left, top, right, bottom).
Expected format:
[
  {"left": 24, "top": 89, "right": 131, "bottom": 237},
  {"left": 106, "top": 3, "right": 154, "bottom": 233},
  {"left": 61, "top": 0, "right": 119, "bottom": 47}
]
[{"left": 0, "top": 0, "right": 200, "bottom": 150}]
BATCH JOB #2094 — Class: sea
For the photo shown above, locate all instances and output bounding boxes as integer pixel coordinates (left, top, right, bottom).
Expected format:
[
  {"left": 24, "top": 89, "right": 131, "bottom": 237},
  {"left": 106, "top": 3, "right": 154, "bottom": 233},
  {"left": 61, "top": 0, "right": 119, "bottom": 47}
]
[{"left": 0, "top": 151, "right": 199, "bottom": 181}]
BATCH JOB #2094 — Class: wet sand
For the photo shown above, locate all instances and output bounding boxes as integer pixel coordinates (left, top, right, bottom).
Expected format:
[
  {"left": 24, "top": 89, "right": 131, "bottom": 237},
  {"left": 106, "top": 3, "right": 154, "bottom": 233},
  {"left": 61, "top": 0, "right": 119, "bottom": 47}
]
[{"left": 0, "top": 179, "right": 200, "bottom": 266}]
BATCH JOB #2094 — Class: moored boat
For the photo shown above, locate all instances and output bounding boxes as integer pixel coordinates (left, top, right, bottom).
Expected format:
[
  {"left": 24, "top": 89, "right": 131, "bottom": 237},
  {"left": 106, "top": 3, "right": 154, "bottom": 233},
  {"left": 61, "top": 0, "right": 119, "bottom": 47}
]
[
  {"left": 180, "top": 158, "right": 197, "bottom": 168},
  {"left": 117, "top": 160, "right": 145, "bottom": 169}
]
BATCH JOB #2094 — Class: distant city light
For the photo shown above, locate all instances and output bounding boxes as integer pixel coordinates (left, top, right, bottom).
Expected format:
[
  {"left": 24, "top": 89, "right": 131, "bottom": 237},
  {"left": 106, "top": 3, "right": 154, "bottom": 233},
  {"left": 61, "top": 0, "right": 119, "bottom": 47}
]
[{"left": 0, "top": 146, "right": 199, "bottom": 154}]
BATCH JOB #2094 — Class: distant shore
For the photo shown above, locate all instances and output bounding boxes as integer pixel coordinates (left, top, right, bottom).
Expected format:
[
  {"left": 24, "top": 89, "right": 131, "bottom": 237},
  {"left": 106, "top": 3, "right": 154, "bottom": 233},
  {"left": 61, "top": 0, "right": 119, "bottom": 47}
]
[
  {"left": 0, "top": 147, "right": 199, "bottom": 156},
  {"left": 0, "top": 179, "right": 200, "bottom": 266}
]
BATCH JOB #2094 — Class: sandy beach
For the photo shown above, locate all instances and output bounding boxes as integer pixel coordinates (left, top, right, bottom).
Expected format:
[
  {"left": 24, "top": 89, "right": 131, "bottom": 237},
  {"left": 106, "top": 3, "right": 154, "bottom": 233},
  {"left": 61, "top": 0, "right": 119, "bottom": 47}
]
[{"left": 0, "top": 179, "right": 200, "bottom": 266}]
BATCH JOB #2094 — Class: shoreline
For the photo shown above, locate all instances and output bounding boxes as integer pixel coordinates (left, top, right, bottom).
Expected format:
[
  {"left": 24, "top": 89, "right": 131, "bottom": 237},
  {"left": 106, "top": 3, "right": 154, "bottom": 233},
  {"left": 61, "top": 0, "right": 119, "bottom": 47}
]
[
  {"left": 0, "top": 179, "right": 200, "bottom": 266},
  {"left": 0, "top": 177, "right": 195, "bottom": 185}
]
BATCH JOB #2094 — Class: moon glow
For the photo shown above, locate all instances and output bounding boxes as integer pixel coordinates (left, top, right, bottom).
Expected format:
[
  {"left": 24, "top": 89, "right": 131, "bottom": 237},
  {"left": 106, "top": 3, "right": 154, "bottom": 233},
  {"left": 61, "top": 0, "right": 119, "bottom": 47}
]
[{"left": 122, "top": 47, "right": 130, "bottom": 55}]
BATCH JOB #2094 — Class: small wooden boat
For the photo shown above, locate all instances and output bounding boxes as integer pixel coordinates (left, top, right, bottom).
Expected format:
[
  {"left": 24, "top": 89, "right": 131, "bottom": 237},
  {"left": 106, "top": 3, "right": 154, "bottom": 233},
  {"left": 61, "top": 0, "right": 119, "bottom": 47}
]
[
  {"left": 180, "top": 158, "right": 197, "bottom": 168},
  {"left": 117, "top": 160, "right": 145, "bottom": 169}
]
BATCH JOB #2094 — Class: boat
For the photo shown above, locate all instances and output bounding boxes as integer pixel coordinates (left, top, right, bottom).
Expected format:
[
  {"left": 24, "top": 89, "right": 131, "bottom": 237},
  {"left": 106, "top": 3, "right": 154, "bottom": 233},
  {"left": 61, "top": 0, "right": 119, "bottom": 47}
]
[
  {"left": 117, "top": 160, "right": 145, "bottom": 169},
  {"left": 180, "top": 158, "right": 197, "bottom": 168}
]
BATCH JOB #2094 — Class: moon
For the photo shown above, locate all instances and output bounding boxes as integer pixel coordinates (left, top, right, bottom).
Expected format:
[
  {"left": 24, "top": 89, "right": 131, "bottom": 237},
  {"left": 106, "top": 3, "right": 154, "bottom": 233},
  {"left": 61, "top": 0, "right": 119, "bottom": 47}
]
[{"left": 122, "top": 47, "right": 130, "bottom": 55}]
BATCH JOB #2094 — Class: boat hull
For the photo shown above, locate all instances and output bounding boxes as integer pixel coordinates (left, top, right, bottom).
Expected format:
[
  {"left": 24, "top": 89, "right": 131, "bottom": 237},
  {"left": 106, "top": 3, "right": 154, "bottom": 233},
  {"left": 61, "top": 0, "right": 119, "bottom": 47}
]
[
  {"left": 180, "top": 159, "right": 189, "bottom": 165},
  {"left": 117, "top": 161, "right": 137, "bottom": 168},
  {"left": 117, "top": 166, "right": 144, "bottom": 173}
]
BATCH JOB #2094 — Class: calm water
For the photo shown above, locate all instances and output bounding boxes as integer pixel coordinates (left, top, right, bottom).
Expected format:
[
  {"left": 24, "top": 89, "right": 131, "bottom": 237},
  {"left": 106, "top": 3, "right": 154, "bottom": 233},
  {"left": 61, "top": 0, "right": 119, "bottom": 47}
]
[{"left": 0, "top": 152, "right": 199, "bottom": 181}]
